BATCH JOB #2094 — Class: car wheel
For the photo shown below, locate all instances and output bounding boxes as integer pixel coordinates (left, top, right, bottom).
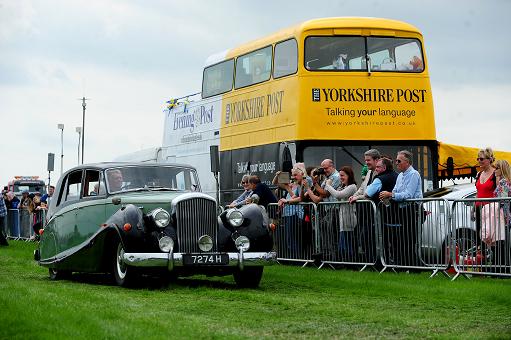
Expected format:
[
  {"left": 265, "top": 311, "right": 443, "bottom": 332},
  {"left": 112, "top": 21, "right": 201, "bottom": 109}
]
[
  {"left": 48, "top": 268, "right": 71, "bottom": 280},
  {"left": 233, "top": 266, "right": 263, "bottom": 288},
  {"left": 112, "top": 239, "right": 138, "bottom": 287}
]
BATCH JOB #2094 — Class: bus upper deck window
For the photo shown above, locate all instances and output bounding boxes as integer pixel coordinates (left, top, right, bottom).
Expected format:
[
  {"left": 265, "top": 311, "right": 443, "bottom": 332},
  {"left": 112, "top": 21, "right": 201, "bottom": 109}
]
[
  {"left": 367, "top": 37, "right": 424, "bottom": 73},
  {"left": 304, "top": 36, "right": 365, "bottom": 71},
  {"left": 305, "top": 35, "right": 424, "bottom": 73}
]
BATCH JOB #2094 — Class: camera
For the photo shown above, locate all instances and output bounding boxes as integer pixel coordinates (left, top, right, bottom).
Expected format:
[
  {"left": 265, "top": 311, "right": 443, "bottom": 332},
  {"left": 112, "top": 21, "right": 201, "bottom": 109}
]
[{"left": 313, "top": 168, "right": 325, "bottom": 176}]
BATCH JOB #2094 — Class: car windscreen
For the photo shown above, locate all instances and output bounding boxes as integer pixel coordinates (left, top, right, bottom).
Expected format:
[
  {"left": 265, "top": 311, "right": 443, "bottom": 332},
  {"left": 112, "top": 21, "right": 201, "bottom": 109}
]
[
  {"left": 14, "top": 183, "right": 46, "bottom": 195},
  {"left": 105, "top": 166, "right": 199, "bottom": 194}
]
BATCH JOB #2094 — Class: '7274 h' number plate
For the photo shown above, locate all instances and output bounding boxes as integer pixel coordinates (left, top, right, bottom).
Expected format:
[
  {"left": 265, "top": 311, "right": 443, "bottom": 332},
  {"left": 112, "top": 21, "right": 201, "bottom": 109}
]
[{"left": 182, "top": 254, "right": 229, "bottom": 266}]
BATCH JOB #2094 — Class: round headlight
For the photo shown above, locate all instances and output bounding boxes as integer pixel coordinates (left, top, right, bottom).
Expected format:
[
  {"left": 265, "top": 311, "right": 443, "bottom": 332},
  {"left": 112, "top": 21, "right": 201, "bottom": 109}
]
[
  {"left": 235, "top": 236, "right": 250, "bottom": 252},
  {"left": 226, "top": 209, "right": 244, "bottom": 227},
  {"left": 159, "top": 236, "right": 174, "bottom": 252},
  {"left": 151, "top": 208, "right": 170, "bottom": 228},
  {"left": 198, "top": 235, "right": 213, "bottom": 252}
]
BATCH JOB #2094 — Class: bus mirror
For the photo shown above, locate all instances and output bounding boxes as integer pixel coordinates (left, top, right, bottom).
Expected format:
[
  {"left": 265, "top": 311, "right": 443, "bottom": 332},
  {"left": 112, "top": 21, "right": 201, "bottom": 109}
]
[{"left": 210, "top": 145, "right": 220, "bottom": 173}]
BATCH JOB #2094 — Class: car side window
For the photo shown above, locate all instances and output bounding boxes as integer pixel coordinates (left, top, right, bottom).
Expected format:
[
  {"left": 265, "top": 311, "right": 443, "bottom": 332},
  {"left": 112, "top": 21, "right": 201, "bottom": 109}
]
[
  {"left": 64, "top": 170, "right": 83, "bottom": 202},
  {"left": 83, "top": 170, "right": 105, "bottom": 197}
]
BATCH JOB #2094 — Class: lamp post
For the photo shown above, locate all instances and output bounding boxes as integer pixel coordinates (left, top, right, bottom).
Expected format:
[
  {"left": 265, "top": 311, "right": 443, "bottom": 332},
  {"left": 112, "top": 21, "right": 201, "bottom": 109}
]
[
  {"left": 80, "top": 97, "right": 88, "bottom": 164},
  {"left": 57, "top": 123, "right": 64, "bottom": 176},
  {"left": 75, "top": 127, "right": 82, "bottom": 165}
]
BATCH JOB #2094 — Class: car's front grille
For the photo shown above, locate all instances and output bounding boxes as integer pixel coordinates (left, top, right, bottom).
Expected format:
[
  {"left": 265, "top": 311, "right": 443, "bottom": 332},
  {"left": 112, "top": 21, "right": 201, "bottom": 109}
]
[{"left": 175, "top": 197, "right": 218, "bottom": 253}]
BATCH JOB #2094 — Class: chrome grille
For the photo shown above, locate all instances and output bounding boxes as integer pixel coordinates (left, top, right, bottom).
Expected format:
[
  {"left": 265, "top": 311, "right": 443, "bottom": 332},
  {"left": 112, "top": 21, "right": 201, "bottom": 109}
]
[{"left": 175, "top": 197, "right": 218, "bottom": 253}]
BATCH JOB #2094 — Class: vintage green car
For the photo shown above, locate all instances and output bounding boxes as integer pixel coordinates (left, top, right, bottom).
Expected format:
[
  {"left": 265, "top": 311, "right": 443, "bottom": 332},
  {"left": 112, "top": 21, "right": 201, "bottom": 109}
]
[{"left": 35, "top": 163, "right": 276, "bottom": 287}]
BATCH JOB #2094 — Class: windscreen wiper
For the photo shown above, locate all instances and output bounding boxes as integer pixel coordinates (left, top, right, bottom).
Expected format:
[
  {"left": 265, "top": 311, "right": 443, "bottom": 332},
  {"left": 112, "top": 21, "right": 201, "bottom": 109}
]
[{"left": 145, "top": 186, "right": 179, "bottom": 191}]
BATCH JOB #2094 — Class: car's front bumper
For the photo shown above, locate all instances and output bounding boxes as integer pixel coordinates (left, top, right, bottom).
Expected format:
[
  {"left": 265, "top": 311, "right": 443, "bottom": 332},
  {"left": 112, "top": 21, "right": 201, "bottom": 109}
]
[{"left": 122, "top": 251, "right": 277, "bottom": 270}]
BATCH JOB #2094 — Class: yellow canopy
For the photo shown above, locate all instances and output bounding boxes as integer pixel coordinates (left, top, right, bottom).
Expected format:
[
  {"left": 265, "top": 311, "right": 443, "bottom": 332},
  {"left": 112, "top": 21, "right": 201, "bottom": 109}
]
[{"left": 437, "top": 142, "right": 511, "bottom": 180}]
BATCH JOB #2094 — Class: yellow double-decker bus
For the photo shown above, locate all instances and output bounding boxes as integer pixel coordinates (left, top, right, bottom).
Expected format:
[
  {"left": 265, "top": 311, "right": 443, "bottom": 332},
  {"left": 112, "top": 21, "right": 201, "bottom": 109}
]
[{"left": 163, "top": 17, "right": 437, "bottom": 203}]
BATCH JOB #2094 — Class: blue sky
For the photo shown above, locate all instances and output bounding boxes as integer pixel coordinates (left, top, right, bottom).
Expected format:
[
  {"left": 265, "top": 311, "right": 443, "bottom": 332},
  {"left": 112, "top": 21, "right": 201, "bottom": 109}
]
[{"left": 1, "top": 0, "right": 510, "bottom": 183}]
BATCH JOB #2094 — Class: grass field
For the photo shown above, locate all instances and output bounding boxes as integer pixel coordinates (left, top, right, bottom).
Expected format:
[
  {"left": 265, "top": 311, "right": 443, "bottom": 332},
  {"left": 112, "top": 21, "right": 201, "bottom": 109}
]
[{"left": 1, "top": 241, "right": 510, "bottom": 339}]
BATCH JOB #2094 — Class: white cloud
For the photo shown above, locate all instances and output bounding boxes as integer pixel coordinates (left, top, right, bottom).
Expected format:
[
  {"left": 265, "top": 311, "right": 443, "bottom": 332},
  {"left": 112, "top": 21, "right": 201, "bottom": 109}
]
[
  {"left": 434, "top": 84, "right": 511, "bottom": 151},
  {"left": 0, "top": 0, "right": 37, "bottom": 42}
]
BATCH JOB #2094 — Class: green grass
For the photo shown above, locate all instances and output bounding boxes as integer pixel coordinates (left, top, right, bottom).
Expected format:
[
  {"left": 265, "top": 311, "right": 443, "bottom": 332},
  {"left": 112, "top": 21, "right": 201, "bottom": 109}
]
[{"left": 1, "top": 241, "right": 510, "bottom": 339}]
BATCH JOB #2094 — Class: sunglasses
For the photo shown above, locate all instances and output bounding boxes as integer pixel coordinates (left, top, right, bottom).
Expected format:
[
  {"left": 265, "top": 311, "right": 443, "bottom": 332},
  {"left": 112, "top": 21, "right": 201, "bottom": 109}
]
[
  {"left": 477, "top": 157, "right": 488, "bottom": 161},
  {"left": 241, "top": 181, "right": 248, "bottom": 184},
  {"left": 395, "top": 159, "right": 402, "bottom": 164}
]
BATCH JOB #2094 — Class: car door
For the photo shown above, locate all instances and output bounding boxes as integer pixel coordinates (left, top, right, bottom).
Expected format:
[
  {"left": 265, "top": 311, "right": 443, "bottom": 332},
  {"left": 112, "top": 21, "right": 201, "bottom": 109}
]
[
  {"left": 75, "top": 169, "right": 107, "bottom": 241},
  {"left": 54, "top": 169, "right": 83, "bottom": 252}
]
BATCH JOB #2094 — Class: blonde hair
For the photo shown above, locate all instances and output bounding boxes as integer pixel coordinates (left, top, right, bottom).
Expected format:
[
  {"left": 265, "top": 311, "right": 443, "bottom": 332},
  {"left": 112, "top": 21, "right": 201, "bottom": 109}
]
[
  {"left": 478, "top": 147, "right": 495, "bottom": 164},
  {"left": 495, "top": 159, "right": 511, "bottom": 182},
  {"left": 292, "top": 162, "right": 306, "bottom": 176}
]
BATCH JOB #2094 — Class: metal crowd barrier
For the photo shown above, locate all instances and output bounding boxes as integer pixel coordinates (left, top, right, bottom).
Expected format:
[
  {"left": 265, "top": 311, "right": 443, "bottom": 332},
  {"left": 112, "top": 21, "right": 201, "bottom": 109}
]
[
  {"left": 4, "top": 208, "right": 47, "bottom": 241},
  {"left": 316, "top": 200, "right": 379, "bottom": 271},
  {"left": 267, "top": 202, "right": 317, "bottom": 266},
  {"left": 450, "top": 197, "right": 511, "bottom": 280},
  {"left": 377, "top": 198, "right": 451, "bottom": 277},
  {"left": 269, "top": 196, "right": 510, "bottom": 279}
]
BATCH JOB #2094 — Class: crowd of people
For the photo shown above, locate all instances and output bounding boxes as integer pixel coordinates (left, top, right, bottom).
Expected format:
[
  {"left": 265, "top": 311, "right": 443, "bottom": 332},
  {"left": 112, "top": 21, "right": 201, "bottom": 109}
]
[
  {"left": 0, "top": 185, "right": 55, "bottom": 244},
  {"left": 227, "top": 147, "right": 511, "bottom": 267},
  {"left": 227, "top": 149, "right": 425, "bottom": 263}
]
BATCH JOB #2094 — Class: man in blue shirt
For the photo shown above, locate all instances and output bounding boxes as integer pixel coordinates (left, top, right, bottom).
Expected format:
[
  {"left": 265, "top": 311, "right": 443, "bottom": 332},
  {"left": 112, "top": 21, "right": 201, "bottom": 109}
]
[
  {"left": 379, "top": 150, "right": 423, "bottom": 267},
  {"left": 379, "top": 150, "right": 422, "bottom": 202}
]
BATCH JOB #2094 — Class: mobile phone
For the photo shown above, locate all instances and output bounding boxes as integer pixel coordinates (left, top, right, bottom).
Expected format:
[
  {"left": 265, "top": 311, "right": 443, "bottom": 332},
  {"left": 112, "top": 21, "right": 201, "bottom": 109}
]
[{"left": 277, "top": 172, "right": 290, "bottom": 184}]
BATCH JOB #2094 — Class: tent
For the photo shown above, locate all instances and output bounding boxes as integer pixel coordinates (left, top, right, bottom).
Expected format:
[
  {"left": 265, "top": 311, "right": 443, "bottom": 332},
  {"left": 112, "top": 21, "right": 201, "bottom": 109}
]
[{"left": 437, "top": 142, "right": 511, "bottom": 180}]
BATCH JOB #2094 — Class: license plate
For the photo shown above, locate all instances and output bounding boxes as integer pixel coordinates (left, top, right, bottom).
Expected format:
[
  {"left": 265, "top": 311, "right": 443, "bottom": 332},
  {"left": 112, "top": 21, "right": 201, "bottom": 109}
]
[{"left": 182, "top": 253, "right": 229, "bottom": 266}]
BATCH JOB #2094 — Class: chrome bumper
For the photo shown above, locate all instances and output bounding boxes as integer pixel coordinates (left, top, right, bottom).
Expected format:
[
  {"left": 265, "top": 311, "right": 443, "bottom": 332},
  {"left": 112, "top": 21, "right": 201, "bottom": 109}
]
[{"left": 122, "top": 251, "right": 277, "bottom": 270}]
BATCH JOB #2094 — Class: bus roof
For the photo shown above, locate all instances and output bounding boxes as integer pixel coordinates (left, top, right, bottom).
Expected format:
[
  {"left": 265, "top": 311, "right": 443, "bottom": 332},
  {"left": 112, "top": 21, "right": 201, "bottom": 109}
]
[{"left": 205, "top": 17, "right": 422, "bottom": 66}]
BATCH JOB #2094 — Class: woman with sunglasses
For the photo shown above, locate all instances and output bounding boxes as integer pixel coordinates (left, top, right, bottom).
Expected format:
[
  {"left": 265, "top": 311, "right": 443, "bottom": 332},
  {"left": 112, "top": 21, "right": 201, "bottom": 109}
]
[
  {"left": 227, "top": 175, "right": 252, "bottom": 208},
  {"left": 475, "top": 147, "right": 497, "bottom": 200},
  {"left": 472, "top": 148, "right": 497, "bottom": 230}
]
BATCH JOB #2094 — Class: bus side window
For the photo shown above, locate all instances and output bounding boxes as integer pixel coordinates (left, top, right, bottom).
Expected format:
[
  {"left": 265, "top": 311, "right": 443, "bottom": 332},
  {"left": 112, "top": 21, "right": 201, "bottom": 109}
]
[
  {"left": 202, "top": 59, "right": 234, "bottom": 98},
  {"left": 273, "top": 38, "right": 298, "bottom": 78},
  {"left": 235, "top": 46, "right": 272, "bottom": 89}
]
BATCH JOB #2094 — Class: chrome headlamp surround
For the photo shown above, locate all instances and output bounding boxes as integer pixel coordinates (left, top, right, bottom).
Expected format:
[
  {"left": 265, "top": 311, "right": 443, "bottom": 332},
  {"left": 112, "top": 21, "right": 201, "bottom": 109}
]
[
  {"left": 235, "top": 236, "right": 250, "bottom": 252},
  {"left": 149, "top": 208, "right": 170, "bottom": 229},
  {"left": 198, "top": 235, "right": 214, "bottom": 252},
  {"left": 158, "top": 236, "right": 174, "bottom": 252},
  {"left": 226, "top": 209, "right": 244, "bottom": 227}
]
